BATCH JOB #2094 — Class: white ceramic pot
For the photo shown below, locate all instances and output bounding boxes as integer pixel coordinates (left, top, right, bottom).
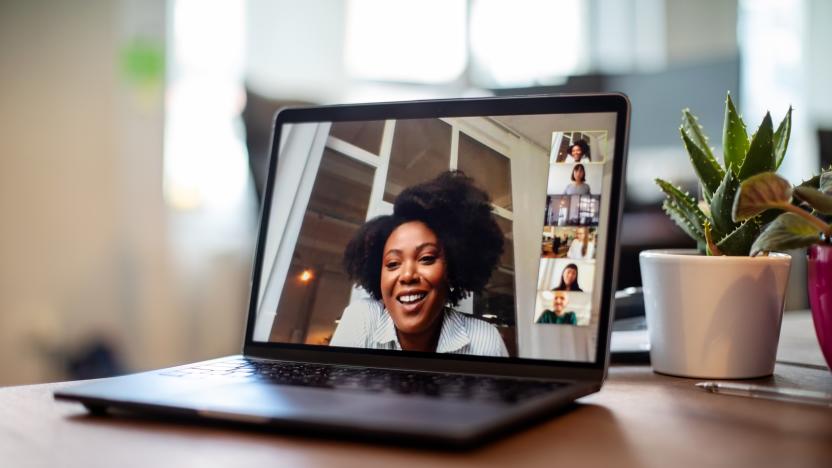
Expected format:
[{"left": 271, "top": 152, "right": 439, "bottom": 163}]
[{"left": 639, "top": 249, "right": 791, "bottom": 379}]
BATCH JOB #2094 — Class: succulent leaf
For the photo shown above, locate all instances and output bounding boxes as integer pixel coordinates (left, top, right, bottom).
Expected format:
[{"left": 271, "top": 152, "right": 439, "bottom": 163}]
[
  {"left": 656, "top": 178, "right": 708, "bottom": 242},
  {"left": 797, "top": 166, "right": 832, "bottom": 191},
  {"left": 793, "top": 186, "right": 832, "bottom": 215},
  {"left": 759, "top": 208, "right": 782, "bottom": 226},
  {"left": 681, "top": 129, "right": 723, "bottom": 197},
  {"left": 663, "top": 200, "right": 706, "bottom": 243},
  {"left": 681, "top": 109, "right": 715, "bottom": 161},
  {"left": 723, "top": 94, "right": 749, "bottom": 176},
  {"left": 750, "top": 212, "right": 822, "bottom": 256},
  {"left": 819, "top": 170, "right": 832, "bottom": 194},
  {"left": 798, "top": 174, "right": 820, "bottom": 189},
  {"left": 704, "top": 221, "right": 722, "bottom": 256},
  {"left": 698, "top": 199, "right": 711, "bottom": 217},
  {"left": 732, "top": 172, "right": 792, "bottom": 221},
  {"left": 773, "top": 106, "right": 792, "bottom": 169},
  {"left": 702, "top": 185, "right": 713, "bottom": 205},
  {"left": 716, "top": 219, "right": 760, "bottom": 256},
  {"left": 738, "top": 112, "right": 775, "bottom": 180},
  {"left": 710, "top": 169, "right": 739, "bottom": 234}
]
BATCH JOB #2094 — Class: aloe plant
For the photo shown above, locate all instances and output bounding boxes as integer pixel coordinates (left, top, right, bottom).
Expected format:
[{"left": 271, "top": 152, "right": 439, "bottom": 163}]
[
  {"left": 733, "top": 168, "right": 832, "bottom": 255},
  {"left": 655, "top": 93, "right": 792, "bottom": 255}
]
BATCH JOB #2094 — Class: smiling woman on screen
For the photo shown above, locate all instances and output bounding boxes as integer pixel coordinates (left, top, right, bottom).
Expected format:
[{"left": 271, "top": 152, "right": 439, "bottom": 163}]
[
  {"left": 554, "top": 263, "right": 583, "bottom": 292},
  {"left": 567, "top": 139, "right": 591, "bottom": 163},
  {"left": 330, "top": 171, "right": 508, "bottom": 357}
]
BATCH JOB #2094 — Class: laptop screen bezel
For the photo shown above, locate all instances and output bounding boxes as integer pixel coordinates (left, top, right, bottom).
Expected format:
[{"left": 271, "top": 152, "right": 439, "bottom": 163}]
[{"left": 242, "top": 94, "right": 630, "bottom": 381}]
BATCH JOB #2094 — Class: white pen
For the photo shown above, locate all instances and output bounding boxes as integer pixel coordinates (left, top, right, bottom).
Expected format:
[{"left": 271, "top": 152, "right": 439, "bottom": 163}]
[{"left": 696, "top": 381, "right": 832, "bottom": 408}]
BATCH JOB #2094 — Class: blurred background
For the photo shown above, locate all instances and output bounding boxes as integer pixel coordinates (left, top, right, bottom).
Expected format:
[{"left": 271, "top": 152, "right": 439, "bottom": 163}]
[{"left": 1, "top": 0, "right": 831, "bottom": 386}]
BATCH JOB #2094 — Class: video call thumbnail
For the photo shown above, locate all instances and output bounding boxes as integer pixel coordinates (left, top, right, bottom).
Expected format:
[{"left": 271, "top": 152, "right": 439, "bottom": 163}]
[
  {"left": 533, "top": 290, "right": 591, "bottom": 326},
  {"left": 537, "top": 258, "right": 595, "bottom": 293},
  {"left": 544, "top": 195, "right": 601, "bottom": 226},
  {"left": 541, "top": 226, "right": 596, "bottom": 260},
  {"left": 550, "top": 130, "right": 608, "bottom": 164},
  {"left": 547, "top": 163, "right": 602, "bottom": 196}
]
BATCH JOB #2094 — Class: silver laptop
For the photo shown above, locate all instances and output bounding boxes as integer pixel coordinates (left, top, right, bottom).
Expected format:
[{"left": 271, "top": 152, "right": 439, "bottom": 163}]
[{"left": 55, "top": 94, "right": 630, "bottom": 448}]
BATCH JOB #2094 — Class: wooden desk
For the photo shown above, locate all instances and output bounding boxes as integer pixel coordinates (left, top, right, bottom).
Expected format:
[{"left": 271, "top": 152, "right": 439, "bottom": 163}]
[{"left": 2, "top": 313, "right": 831, "bottom": 468}]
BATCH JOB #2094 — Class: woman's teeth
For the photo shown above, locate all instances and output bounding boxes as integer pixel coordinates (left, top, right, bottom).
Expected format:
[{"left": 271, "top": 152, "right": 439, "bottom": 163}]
[{"left": 398, "top": 293, "right": 427, "bottom": 304}]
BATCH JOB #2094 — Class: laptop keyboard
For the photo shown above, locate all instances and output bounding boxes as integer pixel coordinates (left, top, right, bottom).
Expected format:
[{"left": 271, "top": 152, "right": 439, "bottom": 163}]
[{"left": 160, "top": 358, "right": 565, "bottom": 403}]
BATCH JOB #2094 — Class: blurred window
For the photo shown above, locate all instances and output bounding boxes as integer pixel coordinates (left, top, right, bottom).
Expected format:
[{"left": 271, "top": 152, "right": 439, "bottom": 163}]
[
  {"left": 308, "top": 148, "right": 376, "bottom": 224},
  {"left": 469, "top": 0, "right": 588, "bottom": 87},
  {"left": 164, "top": 0, "right": 247, "bottom": 211},
  {"left": 578, "top": 195, "right": 600, "bottom": 225},
  {"left": 345, "top": 0, "right": 467, "bottom": 83},
  {"left": 457, "top": 132, "right": 513, "bottom": 211},
  {"left": 271, "top": 148, "right": 375, "bottom": 345},
  {"left": 493, "top": 215, "right": 515, "bottom": 272},
  {"left": 739, "top": 0, "right": 807, "bottom": 183},
  {"left": 383, "top": 119, "right": 452, "bottom": 202},
  {"left": 329, "top": 120, "right": 385, "bottom": 156},
  {"left": 345, "top": 0, "right": 587, "bottom": 88}
]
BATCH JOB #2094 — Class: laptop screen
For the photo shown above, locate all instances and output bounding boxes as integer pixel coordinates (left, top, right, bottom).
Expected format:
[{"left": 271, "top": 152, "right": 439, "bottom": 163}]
[{"left": 250, "top": 100, "right": 625, "bottom": 365}]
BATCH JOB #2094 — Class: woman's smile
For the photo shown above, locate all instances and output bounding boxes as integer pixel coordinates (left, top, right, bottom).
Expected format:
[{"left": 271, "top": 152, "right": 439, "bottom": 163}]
[{"left": 397, "top": 290, "right": 428, "bottom": 306}]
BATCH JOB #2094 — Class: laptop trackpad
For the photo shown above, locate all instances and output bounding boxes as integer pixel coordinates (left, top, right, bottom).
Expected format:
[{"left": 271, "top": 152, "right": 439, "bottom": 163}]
[{"left": 185, "top": 381, "right": 508, "bottom": 433}]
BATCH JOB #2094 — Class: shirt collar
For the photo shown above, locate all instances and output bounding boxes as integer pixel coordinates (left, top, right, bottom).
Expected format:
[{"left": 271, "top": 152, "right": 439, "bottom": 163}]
[
  {"left": 437, "top": 309, "right": 471, "bottom": 353},
  {"left": 372, "top": 308, "right": 472, "bottom": 353},
  {"left": 371, "top": 310, "right": 399, "bottom": 349}
]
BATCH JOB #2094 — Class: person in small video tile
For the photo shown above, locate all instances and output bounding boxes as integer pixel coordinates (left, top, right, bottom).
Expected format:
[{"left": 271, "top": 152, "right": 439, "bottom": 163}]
[
  {"left": 566, "top": 227, "right": 595, "bottom": 260},
  {"left": 567, "top": 140, "right": 591, "bottom": 163},
  {"left": 564, "top": 164, "right": 591, "bottom": 195},
  {"left": 550, "top": 233, "right": 563, "bottom": 257},
  {"left": 536, "top": 291, "right": 577, "bottom": 325},
  {"left": 553, "top": 263, "right": 583, "bottom": 291}
]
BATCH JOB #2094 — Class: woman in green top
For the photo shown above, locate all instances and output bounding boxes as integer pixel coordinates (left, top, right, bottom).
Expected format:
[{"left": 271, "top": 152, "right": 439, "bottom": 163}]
[{"left": 536, "top": 291, "right": 578, "bottom": 325}]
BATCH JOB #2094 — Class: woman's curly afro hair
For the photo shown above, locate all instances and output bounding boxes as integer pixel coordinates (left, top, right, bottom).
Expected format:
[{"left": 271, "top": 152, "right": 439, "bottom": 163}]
[{"left": 343, "top": 170, "right": 505, "bottom": 307}]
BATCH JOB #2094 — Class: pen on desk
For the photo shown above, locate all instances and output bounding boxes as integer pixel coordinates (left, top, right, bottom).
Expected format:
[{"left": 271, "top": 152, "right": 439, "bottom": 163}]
[{"left": 696, "top": 381, "right": 832, "bottom": 408}]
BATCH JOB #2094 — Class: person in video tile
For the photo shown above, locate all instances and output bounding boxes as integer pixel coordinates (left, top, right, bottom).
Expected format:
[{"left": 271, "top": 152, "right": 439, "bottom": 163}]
[
  {"left": 536, "top": 291, "right": 577, "bottom": 325},
  {"left": 332, "top": 171, "right": 509, "bottom": 356},
  {"left": 564, "top": 164, "right": 591, "bottom": 195},
  {"left": 568, "top": 139, "right": 591, "bottom": 163},
  {"left": 554, "top": 263, "right": 583, "bottom": 292},
  {"left": 567, "top": 227, "right": 595, "bottom": 260}
]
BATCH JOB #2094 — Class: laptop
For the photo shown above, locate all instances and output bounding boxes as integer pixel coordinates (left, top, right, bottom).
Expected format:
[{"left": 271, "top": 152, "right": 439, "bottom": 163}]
[{"left": 55, "top": 93, "right": 630, "bottom": 448}]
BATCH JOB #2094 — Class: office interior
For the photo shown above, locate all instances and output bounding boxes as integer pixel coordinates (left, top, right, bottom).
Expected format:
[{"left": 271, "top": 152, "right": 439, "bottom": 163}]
[{"left": 1, "top": 0, "right": 831, "bottom": 386}]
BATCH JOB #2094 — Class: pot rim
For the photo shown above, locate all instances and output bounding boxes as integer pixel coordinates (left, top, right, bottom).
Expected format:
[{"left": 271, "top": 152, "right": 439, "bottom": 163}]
[{"left": 640, "top": 248, "right": 791, "bottom": 263}]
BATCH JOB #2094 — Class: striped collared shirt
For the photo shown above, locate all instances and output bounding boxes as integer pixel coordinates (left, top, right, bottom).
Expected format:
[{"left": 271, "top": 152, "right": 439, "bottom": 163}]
[{"left": 330, "top": 298, "right": 509, "bottom": 357}]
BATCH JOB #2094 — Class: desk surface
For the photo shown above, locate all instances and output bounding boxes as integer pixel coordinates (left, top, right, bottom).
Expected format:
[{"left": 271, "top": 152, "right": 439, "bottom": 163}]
[{"left": 3, "top": 312, "right": 831, "bottom": 468}]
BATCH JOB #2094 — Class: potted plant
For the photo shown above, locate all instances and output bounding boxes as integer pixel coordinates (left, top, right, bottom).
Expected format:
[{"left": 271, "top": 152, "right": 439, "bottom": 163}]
[
  {"left": 733, "top": 168, "right": 832, "bottom": 370},
  {"left": 640, "top": 93, "right": 793, "bottom": 379}
]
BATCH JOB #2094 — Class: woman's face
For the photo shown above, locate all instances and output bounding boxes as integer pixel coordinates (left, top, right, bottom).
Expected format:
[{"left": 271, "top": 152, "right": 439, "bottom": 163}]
[
  {"left": 573, "top": 166, "right": 585, "bottom": 183},
  {"left": 562, "top": 267, "right": 577, "bottom": 286},
  {"left": 570, "top": 145, "right": 583, "bottom": 161},
  {"left": 380, "top": 221, "right": 448, "bottom": 338},
  {"left": 576, "top": 227, "right": 587, "bottom": 241}
]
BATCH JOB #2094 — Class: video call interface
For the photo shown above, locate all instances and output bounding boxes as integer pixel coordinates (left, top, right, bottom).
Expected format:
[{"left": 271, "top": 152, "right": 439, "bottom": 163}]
[{"left": 253, "top": 112, "right": 617, "bottom": 363}]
